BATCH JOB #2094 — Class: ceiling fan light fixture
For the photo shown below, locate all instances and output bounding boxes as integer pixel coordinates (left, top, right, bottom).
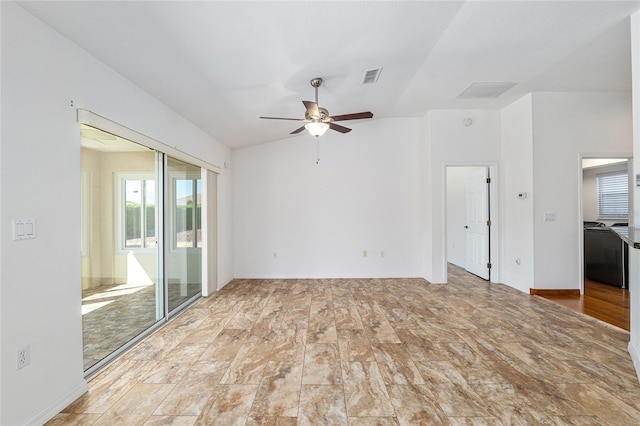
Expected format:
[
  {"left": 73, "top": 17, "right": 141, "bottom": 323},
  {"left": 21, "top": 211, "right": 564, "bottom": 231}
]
[
  {"left": 260, "top": 77, "right": 372, "bottom": 137},
  {"left": 305, "top": 121, "right": 329, "bottom": 137}
]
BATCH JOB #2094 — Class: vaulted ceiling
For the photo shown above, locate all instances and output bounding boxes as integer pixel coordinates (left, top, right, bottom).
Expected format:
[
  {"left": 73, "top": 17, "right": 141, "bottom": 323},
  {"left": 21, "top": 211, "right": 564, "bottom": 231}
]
[{"left": 18, "top": 1, "right": 640, "bottom": 149}]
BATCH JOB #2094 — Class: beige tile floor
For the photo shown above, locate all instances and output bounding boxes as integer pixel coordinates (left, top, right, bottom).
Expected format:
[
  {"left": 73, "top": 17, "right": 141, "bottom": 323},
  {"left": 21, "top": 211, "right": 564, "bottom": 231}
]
[
  {"left": 82, "top": 281, "right": 201, "bottom": 370},
  {"left": 49, "top": 265, "right": 640, "bottom": 425}
]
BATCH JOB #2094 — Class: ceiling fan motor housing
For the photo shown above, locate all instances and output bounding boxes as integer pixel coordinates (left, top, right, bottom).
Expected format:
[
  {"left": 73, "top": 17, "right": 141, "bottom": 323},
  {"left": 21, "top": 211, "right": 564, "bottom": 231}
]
[
  {"left": 259, "top": 76, "right": 372, "bottom": 135},
  {"left": 310, "top": 78, "right": 323, "bottom": 88},
  {"left": 305, "top": 107, "right": 330, "bottom": 122}
]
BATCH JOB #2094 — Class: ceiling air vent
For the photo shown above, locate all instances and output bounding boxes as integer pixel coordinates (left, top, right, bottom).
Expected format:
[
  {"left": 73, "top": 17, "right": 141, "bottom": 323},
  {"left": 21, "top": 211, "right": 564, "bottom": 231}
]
[
  {"left": 457, "top": 82, "right": 515, "bottom": 99},
  {"left": 361, "top": 67, "right": 382, "bottom": 85}
]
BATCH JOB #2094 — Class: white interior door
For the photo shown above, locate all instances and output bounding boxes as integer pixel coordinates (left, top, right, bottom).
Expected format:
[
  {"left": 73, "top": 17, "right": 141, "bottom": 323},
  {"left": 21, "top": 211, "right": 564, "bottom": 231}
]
[{"left": 465, "top": 167, "right": 490, "bottom": 279}]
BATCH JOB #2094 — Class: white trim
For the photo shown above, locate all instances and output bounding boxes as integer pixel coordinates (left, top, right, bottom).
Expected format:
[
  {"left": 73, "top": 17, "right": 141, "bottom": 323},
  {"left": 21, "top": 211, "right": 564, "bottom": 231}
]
[
  {"left": 442, "top": 161, "right": 500, "bottom": 284},
  {"left": 77, "top": 109, "right": 221, "bottom": 174},
  {"left": 233, "top": 273, "right": 424, "bottom": 280},
  {"left": 577, "top": 152, "right": 632, "bottom": 294},
  {"left": 80, "top": 169, "right": 90, "bottom": 257},
  {"left": 629, "top": 341, "right": 640, "bottom": 384},
  {"left": 202, "top": 169, "right": 218, "bottom": 296},
  {"left": 28, "top": 380, "right": 88, "bottom": 426}
]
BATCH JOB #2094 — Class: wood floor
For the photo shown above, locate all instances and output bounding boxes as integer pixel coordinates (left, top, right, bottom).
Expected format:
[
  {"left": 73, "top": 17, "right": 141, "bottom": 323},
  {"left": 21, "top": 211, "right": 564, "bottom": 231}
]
[
  {"left": 47, "top": 265, "right": 640, "bottom": 425},
  {"left": 537, "top": 280, "right": 630, "bottom": 331}
]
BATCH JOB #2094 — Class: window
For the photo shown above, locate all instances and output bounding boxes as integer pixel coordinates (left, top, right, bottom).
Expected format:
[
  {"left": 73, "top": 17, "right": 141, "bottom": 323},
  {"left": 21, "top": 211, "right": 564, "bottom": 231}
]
[
  {"left": 597, "top": 170, "right": 628, "bottom": 219},
  {"left": 173, "top": 177, "right": 202, "bottom": 249},
  {"left": 120, "top": 174, "right": 156, "bottom": 249}
]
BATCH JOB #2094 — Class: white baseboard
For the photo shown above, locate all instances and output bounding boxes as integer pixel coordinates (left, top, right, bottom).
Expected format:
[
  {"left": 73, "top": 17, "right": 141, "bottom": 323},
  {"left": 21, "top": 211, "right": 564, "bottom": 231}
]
[
  {"left": 232, "top": 273, "right": 423, "bottom": 280},
  {"left": 26, "top": 379, "right": 88, "bottom": 426},
  {"left": 629, "top": 341, "right": 640, "bottom": 385}
]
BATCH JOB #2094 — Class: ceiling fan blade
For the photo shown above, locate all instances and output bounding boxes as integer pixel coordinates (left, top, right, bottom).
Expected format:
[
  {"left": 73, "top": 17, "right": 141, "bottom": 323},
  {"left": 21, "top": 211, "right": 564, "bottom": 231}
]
[
  {"left": 330, "top": 111, "right": 373, "bottom": 121},
  {"left": 260, "top": 116, "right": 304, "bottom": 121},
  {"left": 302, "top": 101, "right": 319, "bottom": 117},
  {"left": 290, "top": 125, "right": 307, "bottom": 134},
  {"left": 329, "top": 122, "right": 352, "bottom": 134}
]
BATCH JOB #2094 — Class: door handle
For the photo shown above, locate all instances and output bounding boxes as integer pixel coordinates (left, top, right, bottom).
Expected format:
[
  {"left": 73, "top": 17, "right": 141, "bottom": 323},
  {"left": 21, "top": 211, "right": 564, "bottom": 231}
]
[{"left": 464, "top": 225, "right": 469, "bottom": 229}]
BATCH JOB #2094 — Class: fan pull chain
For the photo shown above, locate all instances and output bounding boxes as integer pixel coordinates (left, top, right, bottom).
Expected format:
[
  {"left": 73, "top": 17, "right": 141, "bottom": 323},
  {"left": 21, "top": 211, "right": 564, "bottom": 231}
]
[{"left": 316, "top": 139, "right": 320, "bottom": 164}]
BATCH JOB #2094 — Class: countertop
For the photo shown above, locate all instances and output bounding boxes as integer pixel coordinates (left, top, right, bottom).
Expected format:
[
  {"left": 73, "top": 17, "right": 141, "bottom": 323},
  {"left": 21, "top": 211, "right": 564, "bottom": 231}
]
[{"left": 609, "top": 226, "right": 640, "bottom": 249}]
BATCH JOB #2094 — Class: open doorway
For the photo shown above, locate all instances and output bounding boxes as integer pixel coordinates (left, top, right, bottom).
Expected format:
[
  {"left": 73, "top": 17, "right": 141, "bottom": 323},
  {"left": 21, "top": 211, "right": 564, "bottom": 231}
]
[
  {"left": 580, "top": 157, "right": 631, "bottom": 329},
  {"left": 535, "top": 156, "right": 631, "bottom": 331},
  {"left": 446, "top": 166, "right": 491, "bottom": 281}
]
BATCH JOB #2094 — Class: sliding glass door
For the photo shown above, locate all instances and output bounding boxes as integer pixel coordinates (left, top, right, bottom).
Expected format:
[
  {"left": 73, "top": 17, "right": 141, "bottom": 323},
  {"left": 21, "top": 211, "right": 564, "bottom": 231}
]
[
  {"left": 80, "top": 127, "right": 164, "bottom": 371},
  {"left": 80, "top": 125, "right": 204, "bottom": 373},
  {"left": 166, "top": 157, "right": 202, "bottom": 312}
]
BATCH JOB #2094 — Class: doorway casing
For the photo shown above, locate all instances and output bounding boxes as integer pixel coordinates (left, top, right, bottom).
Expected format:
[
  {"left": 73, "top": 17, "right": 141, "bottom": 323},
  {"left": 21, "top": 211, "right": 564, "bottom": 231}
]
[
  {"left": 578, "top": 153, "right": 632, "bottom": 295},
  {"left": 442, "top": 161, "right": 500, "bottom": 284}
]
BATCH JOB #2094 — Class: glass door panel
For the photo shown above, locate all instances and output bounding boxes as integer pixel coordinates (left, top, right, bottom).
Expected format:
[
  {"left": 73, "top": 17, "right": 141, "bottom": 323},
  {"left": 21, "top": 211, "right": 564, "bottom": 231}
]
[
  {"left": 167, "top": 157, "right": 202, "bottom": 312},
  {"left": 80, "top": 124, "right": 206, "bottom": 374},
  {"left": 80, "top": 125, "right": 164, "bottom": 372}
]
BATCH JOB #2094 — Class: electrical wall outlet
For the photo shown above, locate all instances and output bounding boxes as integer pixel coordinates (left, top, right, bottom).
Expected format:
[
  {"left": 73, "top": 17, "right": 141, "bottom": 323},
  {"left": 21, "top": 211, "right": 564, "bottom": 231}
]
[{"left": 17, "top": 345, "right": 31, "bottom": 370}]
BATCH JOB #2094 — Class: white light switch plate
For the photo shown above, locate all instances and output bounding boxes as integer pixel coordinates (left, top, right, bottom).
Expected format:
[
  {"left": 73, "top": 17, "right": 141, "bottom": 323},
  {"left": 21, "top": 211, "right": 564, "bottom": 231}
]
[
  {"left": 543, "top": 213, "right": 555, "bottom": 222},
  {"left": 13, "top": 218, "right": 36, "bottom": 240}
]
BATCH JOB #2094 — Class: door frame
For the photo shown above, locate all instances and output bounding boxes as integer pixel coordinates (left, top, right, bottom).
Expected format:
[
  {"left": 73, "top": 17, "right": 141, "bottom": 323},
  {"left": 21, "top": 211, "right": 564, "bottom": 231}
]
[
  {"left": 443, "top": 161, "right": 500, "bottom": 284},
  {"left": 577, "top": 153, "right": 632, "bottom": 294}
]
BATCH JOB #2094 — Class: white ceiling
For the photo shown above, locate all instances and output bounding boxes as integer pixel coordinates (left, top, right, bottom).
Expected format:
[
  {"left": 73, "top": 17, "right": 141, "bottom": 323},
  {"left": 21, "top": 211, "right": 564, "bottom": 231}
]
[{"left": 17, "top": 1, "right": 640, "bottom": 149}]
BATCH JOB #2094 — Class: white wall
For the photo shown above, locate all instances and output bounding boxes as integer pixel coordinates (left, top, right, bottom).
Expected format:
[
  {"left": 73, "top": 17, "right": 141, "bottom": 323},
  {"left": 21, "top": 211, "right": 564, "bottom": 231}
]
[
  {"left": 424, "top": 110, "right": 502, "bottom": 283},
  {"left": 0, "top": 4, "right": 4, "bottom": 421},
  {"left": 500, "top": 95, "right": 535, "bottom": 293},
  {"left": 0, "top": 3, "right": 232, "bottom": 424},
  {"left": 531, "top": 92, "right": 633, "bottom": 290},
  {"left": 233, "top": 118, "right": 423, "bottom": 278},
  {"left": 421, "top": 114, "right": 433, "bottom": 281},
  {"left": 629, "top": 10, "right": 640, "bottom": 383}
]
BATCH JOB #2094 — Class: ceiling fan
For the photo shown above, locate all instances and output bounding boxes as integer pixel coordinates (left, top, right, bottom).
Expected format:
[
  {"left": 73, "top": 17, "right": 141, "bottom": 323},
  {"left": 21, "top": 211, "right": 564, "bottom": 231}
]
[{"left": 260, "top": 78, "right": 373, "bottom": 137}]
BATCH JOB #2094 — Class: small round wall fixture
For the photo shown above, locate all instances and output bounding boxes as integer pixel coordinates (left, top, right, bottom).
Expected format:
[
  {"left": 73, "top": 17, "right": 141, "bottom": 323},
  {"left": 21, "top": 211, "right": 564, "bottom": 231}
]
[{"left": 463, "top": 117, "right": 473, "bottom": 126}]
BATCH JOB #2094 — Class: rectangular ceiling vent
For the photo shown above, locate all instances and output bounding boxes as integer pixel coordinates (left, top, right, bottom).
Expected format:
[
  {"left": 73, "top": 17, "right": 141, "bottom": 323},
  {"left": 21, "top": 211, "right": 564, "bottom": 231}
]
[
  {"left": 361, "top": 67, "right": 382, "bottom": 85},
  {"left": 457, "top": 82, "right": 515, "bottom": 99}
]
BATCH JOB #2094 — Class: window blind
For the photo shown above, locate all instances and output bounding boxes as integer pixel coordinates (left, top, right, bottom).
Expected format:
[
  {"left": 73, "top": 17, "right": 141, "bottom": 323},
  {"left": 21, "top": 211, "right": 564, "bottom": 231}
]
[{"left": 597, "top": 170, "right": 628, "bottom": 219}]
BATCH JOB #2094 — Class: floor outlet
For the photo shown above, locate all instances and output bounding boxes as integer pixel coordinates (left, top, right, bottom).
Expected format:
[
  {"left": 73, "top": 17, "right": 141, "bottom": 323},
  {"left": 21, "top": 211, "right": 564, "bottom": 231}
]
[{"left": 17, "top": 345, "right": 30, "bottom": 370}]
